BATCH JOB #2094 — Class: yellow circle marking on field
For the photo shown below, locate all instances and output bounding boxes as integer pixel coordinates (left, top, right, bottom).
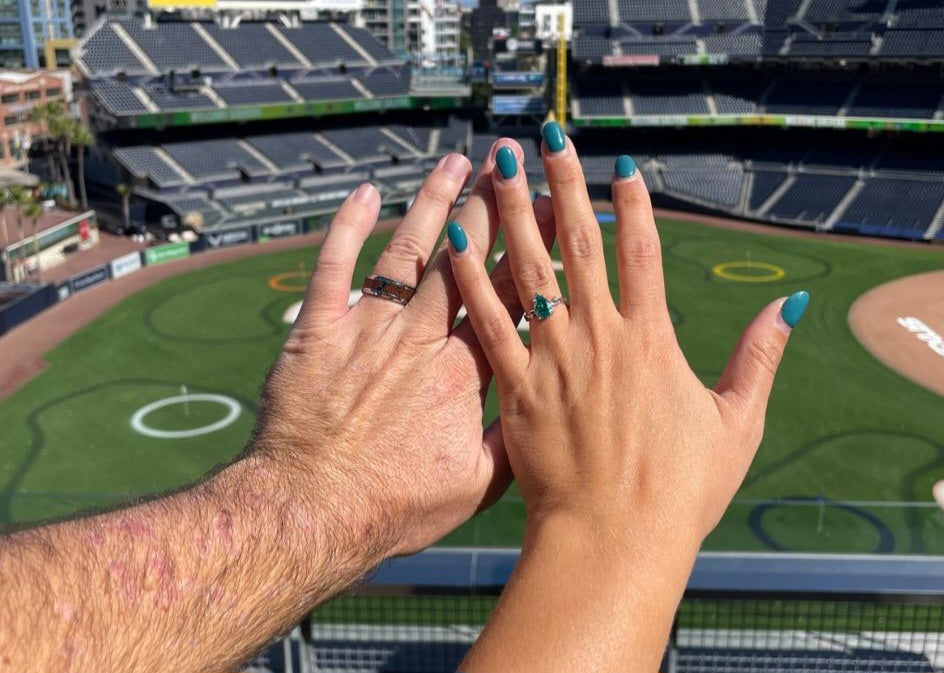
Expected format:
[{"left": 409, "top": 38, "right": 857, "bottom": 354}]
[
  {"left": 268, "top": 271, "right": 310, "bottom": 293},
  {"left": 712, "top": 261, "right": 786, "bottom": 283}
]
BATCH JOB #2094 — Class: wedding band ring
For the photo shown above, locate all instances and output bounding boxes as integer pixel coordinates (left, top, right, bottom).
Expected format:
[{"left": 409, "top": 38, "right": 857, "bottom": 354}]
[{"left": 361, "top": 275, "right": 417, "bottom": 306}]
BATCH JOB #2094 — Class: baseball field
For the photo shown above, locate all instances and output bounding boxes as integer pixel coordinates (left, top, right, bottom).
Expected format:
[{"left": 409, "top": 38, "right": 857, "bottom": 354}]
[{"left": 1, "top": 215, "right": 943, "bottom": 554}]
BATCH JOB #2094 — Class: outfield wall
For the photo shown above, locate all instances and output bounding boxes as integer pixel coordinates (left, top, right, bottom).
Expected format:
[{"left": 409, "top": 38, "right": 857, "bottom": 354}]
[{"left": 0, "top": 200, "right": 409, "bottom": 335}]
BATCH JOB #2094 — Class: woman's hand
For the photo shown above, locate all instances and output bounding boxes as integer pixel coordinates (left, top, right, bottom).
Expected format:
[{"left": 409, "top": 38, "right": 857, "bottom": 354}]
[
  {"left": 253, "top": 152, "right": 555, "bottom": 566},
  {"left": 449, "top": 126, "right": 809, "bottom": 673}
]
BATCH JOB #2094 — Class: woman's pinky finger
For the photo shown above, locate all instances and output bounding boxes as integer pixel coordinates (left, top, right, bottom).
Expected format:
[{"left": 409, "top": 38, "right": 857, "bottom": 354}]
[{"left": 447, "top": 221, "right": 528, "bottom": 380}]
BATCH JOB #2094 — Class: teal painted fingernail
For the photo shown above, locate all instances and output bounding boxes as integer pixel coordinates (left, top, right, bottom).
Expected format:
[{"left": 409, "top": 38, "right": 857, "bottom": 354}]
[
  {"left": 615, "top": 155, "right": 636, "bottom": 179},
  {"left": 542, "top": 121, "right": 566, "bottom": 153},
  {"left": 447, "top": 221, "right": 467, "bottom": 253},
  {"left": 781, "top": 291, "right": 810, "bottom": 328},
  {"left": 495, "top": 146, "right": 517, "bottom": 179}
]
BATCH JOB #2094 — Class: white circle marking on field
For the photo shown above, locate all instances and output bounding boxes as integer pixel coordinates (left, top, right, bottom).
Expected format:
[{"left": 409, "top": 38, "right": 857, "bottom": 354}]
[{"left": 131, "top": 394, "right": 242, "bottom": 439}]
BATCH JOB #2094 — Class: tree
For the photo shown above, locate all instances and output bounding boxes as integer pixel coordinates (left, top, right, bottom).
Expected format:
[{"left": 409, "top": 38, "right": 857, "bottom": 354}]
[
  {"left": 0, "top": 188, "right": 11, "bottom": 252},
  {"left": 115, "top": 183, "right": 131, "bottom": 232},
  {"left": 23, "top": 196, "right": 43, "bottom": 285},
  {"left": 28, "top": 101, "right": 77, "bottom": 205},
  {"left": 71, "top": 122, "right": 93, "bottom": 210}
]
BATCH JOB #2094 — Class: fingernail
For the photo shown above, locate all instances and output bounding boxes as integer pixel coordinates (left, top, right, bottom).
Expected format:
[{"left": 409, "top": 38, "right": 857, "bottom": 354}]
[
  {"left": 615, "top": 155, "right": 636, "bottom": 179},
  {"left": 495, "top": 146, "right": 518, "bottom": 180},
  {"left": 447, "top": 221, "right": 468, "bottom": 253},
  {"left": 438, "top": 153, "right": 469, "bottom": 180},
  {"left": 542, "top": 121, "right": 566, "bottom": 153},
  {"left": 780, "top": 291, "right": 810, "bottom": 329},
  {"left": 351, "top": 183, "right": 375, "bottom": 204}
]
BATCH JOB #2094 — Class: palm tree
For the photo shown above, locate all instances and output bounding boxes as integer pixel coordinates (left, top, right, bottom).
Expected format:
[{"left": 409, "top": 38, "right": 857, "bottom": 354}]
[
  {"left": 9, "top": 185, "right": 27, "bottom": 244},
  {"left": 24, "top": 197, "right": 43, "bottom": 284},
  {"left": 0, "top": 188, "right": 10, "bottom": 253},
  {"left": 70, "top": 122, "right": 93, "bottom": 210},
  {"left": 115, "top": 183, "right": 131, "bottom": 232}
]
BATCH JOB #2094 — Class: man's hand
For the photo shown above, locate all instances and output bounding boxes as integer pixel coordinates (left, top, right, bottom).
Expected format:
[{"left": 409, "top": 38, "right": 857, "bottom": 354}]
[
  {"left": 254, "top": 151, "right": 553, "bottom": 557},
  {"left": 0, "top": 152, "right": 555, "bottom": 673}
]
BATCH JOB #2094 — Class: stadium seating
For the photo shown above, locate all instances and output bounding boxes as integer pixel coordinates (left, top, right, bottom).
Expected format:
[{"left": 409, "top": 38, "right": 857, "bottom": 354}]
[
  {"left": 748, "top": 170, "right": 788, "bottom": 210},
  {"left": 279, "top": 23, "right": 365, "bottom": 66},
  {"left": 78, "top": 19, "right": 411, "bottom": 118},
  {"left": 616, "top": 0, "right": 691, "bottom": 23},
  {"left": 630, "top": 79, "right": 710, "bottom": 115},
  {"left": 576, "top": 79, "right": 626, "bottom": 116},
  {"left": 163, "top": 139, "right": 272, "bottom": 181},
  {"left": 117, "top": 19, "right": 229, "bottom": 72},
  {"left": 89, "top": 80, "right": 149, "bottom": 115},
  {"left": 201, "top": 23, "right": 301, "bottom": 69},
  {"left": 662, "top": 168, "right": 744, "bottom": 205},
  {"left": 847, "top": 79, "right": 943, "bottom": 118},
  {"left": 766, "top": 174, "right": 856, "bottom": 222},
  {"left": 214, "top": 83, "right": 293, "bottom": 106},
  {"left": 574, "top": 0, "right": 612, "bottom": 25},
  {"left": 112, "top": 146, "right": 188, "bottom": 188},
  {"left": 247, "top": 133, "right": 349, "bottom": 171},
  {"left": 764, "top": 78, "right": 852, "bottom": 115},
  {"left": 698, "top": 0, "right": 751, "bottom": 21},
  {"left": 839, "top": 178, "right": 944, "bottom": 238}
]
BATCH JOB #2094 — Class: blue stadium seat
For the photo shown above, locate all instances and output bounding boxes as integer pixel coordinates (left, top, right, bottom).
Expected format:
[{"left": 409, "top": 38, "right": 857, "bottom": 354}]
[
  {"left": 749, "top": 170, "right": 788, "bottom": 210},
  {"left": 118, "top": 19, "right": 230, "bottom": 72},
  {"left": 278, "top": 23, "right": 365, "bottom": 65},
  {"left": 80, "top": 23, "right": 150, "bottom": 75},
  {"left": 840, "top": 178, "right": 944, "bottom": 239},
  {"left": 89, "top": 80, "right": 148, "bottom": 115},
  {"left": 113, "top": 146, "right": 188, "bottom": 187},
  {"left": 214, "top": 83, "right": 293, "bottom": 106},
  {"left": 698, "top": 0, "right": 750, "bottom": 21},
  {"left": 768, "top": 174, "right": 855, "bottom": 222},
  {"left": 163, "top": 139, "right": 272, "bottom": 180},
  {"left": 248, "top": 133, "right": 349, "bottom": 170},
  {"left": 202, "top": 23, "right": 301, "bottom": 69}
]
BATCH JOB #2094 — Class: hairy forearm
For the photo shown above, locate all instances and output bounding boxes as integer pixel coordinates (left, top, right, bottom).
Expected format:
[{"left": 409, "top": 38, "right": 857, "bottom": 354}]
[
  {"left": 0, "top": 451, "right": 386, "bottom": 673},
  {"left": 461, "top": 514, "right": 698, "bottom": 673}
]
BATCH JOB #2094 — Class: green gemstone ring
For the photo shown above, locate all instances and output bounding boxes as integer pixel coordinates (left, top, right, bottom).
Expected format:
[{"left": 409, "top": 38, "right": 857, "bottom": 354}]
[{"left": 524, "top": 293, "right": 566, "bottom": 322}]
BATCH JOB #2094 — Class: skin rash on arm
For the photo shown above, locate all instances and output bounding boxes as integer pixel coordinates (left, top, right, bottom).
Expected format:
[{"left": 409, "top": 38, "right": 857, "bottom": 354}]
[{"left": 0, "top": 453, "right": 387, "bottom": 673}]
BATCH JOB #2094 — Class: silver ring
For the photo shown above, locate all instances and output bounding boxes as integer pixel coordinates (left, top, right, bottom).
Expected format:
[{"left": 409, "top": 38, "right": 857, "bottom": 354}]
[
  {"left": 361, "top": 275, "right": 417, "bottom": 306},
  {"left": 524, "top": 293, "right": 566, "bottom": 322}
]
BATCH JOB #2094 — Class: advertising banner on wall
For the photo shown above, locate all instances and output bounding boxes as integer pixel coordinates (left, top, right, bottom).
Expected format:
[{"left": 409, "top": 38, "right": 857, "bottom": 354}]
[
  {"left": 110, "top": 251, "right": 143, "bottom": 279},
  {"left": 69, "top": 264, "right": 110, "bottom": 294},
  {"left": 492, "top": 96, "right": 547, "bottom": 115},
  {"left": 144, "top": 241, "right": 190, "bottom": 266},
  {"left": 204, "top": 226, "right": 254, "bottom": 249},
  {"left": 257, "top": 220, "right": 303, "bottom": 242}
]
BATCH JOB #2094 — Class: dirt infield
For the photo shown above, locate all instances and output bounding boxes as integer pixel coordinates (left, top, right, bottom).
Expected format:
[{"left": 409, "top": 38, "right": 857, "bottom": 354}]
[
  {"left": 0, "top": 220, "right": 399, "bottom": 402},
  {"left": 848, "top": 270, "right": 944, "bottom": 398}
]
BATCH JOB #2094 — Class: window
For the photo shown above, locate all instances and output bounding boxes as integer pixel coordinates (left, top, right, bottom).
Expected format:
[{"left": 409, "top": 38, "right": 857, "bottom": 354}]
[
  {"left": 24, "top": 90, "right": 40, "bottom": 100},
  {"left": 1, "top": 93, "right": 18, "bottom": 104},
  {"left": 4, "top": 115, "right": 18, "bottom": 126},
  {"left": 45, "top": 87, "right": 60, "bottom": 98}
]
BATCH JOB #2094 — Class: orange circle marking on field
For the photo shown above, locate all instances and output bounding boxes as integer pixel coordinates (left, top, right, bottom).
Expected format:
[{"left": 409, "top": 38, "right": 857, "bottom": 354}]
[{"left": 268, "top": 271, "right": 310, "bottom": 293}]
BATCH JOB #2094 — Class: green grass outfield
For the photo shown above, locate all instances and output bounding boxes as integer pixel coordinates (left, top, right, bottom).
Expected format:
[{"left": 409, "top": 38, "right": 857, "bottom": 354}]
[{"left": 1, "top": 216, "right": 943, "bottom": 554}]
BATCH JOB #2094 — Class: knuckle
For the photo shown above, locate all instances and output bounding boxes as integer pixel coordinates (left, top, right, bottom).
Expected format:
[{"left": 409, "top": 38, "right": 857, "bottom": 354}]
[
  {"left": 746, "top": 336, "right": 782, "bottom": 379},
  {"left": 315, "top": 253, "right": 347, "bottom": 276},
  {"left": 383, "top": 232, "right": 428, "bottom": 264},
  {"left": 515, "top": 257, "right": 553, "bottom": 290},
  {"left": 416, "top": 180, "right": 456, "bottom": 212},
  {"left": 563, "top": 225, "right": 601, "bottom": 261},
  {"left": 549, "top": 163, "right": 585, "bottom": 191},
  {"left": 479, "top": 309, "right": 514, "bottom": 348},
  {"left": 490, "top": 269, "right": 520, "bottom": 307},
  {"left": 620, "top": 234, "right": 660, "bottom": 267},
  {"left": 499, "top": 194, "right": 533, "bottom": 223}
]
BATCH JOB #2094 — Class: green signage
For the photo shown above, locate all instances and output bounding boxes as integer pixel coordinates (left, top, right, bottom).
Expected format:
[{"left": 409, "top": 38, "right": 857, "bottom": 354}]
[
  {"left": 144, "top": 241, "right": 190, "bottom": 266},
  {"left": 572, "top": 114, "right": 944, "bottom": 133},
  {"left": 125, "top": 95, "right": 464, "bottom": 130}
]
